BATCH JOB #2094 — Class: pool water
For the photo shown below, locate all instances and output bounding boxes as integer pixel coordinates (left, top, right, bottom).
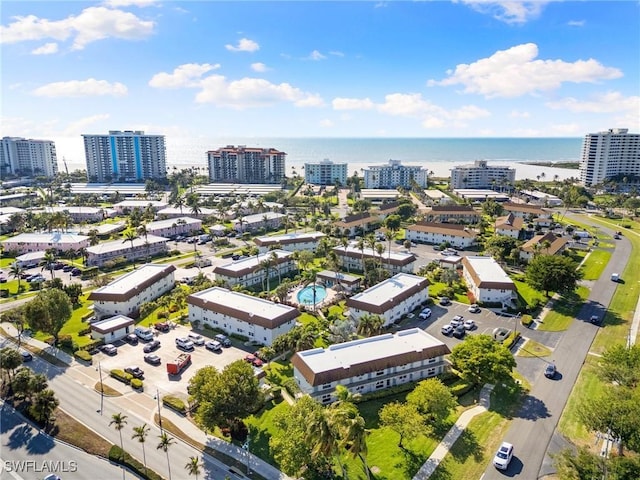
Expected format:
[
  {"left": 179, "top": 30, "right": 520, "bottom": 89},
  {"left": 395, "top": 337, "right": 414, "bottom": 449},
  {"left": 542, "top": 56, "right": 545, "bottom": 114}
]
[{"left": 297, "top": 285, "right": 327, "bottom": 305}]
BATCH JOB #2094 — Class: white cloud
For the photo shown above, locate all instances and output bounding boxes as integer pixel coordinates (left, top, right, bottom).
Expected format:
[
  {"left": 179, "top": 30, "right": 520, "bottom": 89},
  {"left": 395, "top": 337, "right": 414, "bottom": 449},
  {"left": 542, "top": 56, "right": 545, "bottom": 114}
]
[
  {"left": 0, "top": 6, "right": 155, "bottom": 50},
  {"left": 567, "top": 20, "right": 585, "bottom": 27},
  {"left": 251, "top": 62, "right": 269, "bottom": 73},
  {"left": 510, "top": 110, "right": 530, "bottom": 118},
  {"left": 332, "top": 97, "right": 375, "bottom": 110},
  {"left": 460, "top": 1, "right": 547, "bottom": 24},
  {"left": 195, "top": 75, "right": 323, "bottom": 109},
  {"left": 308, "top": 50, "right": 326, "bottom": 60},
  {"left": 62, "top": 114, "right": 110, "bottom": 136},
  {"left": 428, "top": 43, "right": 622, "bottom": 98},
  {"left": 319, "top": 119, "right": 334, "bottom": 128},
  {"left": 225, "top": 38, "right": 259, "bottom": 52},
  {"left": 546, "top": 91, "right": 640, "bottom": 114},
  {"left": 149, "top": 63, "right": 219, "bottom": 88},
  {"left": 33, "top": 78, "right": 128, "bottom": 97},
  {"left": 31, "top": 42, "right": 58, "bottom": 55},
  {"left": 103, "top": 0, "right": 157, "bottom": 7},
  {"left": 329, "top": 51, "right": 344, "bottom": 57}
]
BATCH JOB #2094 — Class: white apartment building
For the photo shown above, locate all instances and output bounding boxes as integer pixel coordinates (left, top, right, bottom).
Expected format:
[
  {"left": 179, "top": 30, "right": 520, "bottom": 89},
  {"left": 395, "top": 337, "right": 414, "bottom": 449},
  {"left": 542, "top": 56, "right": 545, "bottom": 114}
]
[
  {"left": 450, "top": 160, "right": 515, "bottom": 190},
  {"left": 88, "top": 264, "right": 176, "bottom": 320},
  {"left": 233, "top": 212, "right": 286, "bottom": 232},
  {"left": 112, "top": 200, "right": 167, "bottom": 214},
  {"left": 335, "top": 212, "right": 380, "bottom": 238},
  {"left": 1, "top": 233, "right": 89, "bottom": 255},
  {"left": 502, "top": 202, "right": 551, "bottom": 220},
  {"left": 461, "top": 256, "right": 517, "bottom": 306},
  {"left": 83, "top": 130, "right": 167, "bottom": 183},
  {"left": 145, "top": 217, "right": 202, "bottom": 238},
  {"left": 207, "top": 145, "right": 286, "bottom": 184},
  {"left": 37, "top": 206, "right": 105, "bottom": 223},
  {"left": 0, "top": 137, "right": 58, "bottom": 177},
  {"left": 212, "top": 250, "right": 295, "bottom": 288},
  {"left": 405, "top": 222, "right": 477, "bottom": 248},
  {"left": 156, "top": 206, "right": 216, "bottom": 219},
  {"left": 363, "top": 160, "right": 428, "bottom": 189},
  {"left": 187, "top": 287, "right": 298, "bottom": 346},
  {"left": 253, "top": 232, "right": 326, "bottom": 253},
  {"left": 291, "top": 328, "right": 450, "bottom": 404},
  {"left": 346, "top": 273, "right": 429, "bottom": 326},
  {"left": 333, "top": 244, "right": 416, "bottom": 275},
  {"left": 579, "top": 128, "right": 640, "bottom": 187},
  {"left": 304, "top": 159, "right": 348, "bottom": 186},
  {"left": 423, "top": 205, "right": 480, "bottom": 224},
  {"left": 494, "top": 214, "right": 524, "bottom": 239},
  {"left": 86, "top": 234, "right": 169, "bottom": 267}
]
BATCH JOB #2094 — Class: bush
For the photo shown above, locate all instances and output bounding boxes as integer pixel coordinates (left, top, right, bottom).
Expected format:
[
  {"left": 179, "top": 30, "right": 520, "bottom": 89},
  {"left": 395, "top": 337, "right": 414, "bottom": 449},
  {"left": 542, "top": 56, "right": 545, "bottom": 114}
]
[
  {"left": 449, "top": 379, "right": 476, "bottom": 397},
  {"left": 270, "top": 387, "right": 282, "bottom": 399},
  {"left": 78, "top": 327, "right": 92, "bottom": 336},
  {"left": 520, "top": 314, "right": 533, "bottom": 327},
  {"left": 108, "top": 445, "right": 163, "bottom": 480},
  {"left": 130, "top": 378, "right": 143, "bottom": 391},
  {"left": 74, "top": 350, "right": 92, "bottom": 363},
  {"left": 282, "top": 378, "right": 301, "bottom": 397},
  {"left": 230, "top": 333, "right": 249, "bottom": 342},
  {"left": 355, "top": 381, "right": 418, "bottom": 403},
  {"left": 110, "top": 369, "right": 132, "bottom": 385},
  {"left": 58, "top": 334, "right": 75, "bottom": 350},
  {"left": 162, "top": 395, "right": 186, "bottom": 413},
  {"left": 503, "top": 331, "right": 521, "bottom": 350}
]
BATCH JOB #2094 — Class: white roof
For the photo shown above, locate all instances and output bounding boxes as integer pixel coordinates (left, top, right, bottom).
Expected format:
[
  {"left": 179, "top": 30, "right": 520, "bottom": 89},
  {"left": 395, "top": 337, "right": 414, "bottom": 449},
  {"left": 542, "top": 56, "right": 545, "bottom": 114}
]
[
  {"left": 360, "top": 189, "right": 400, "bottom": 198},
  {"left": 0, "top": 206, "right": 25, "bottom": 215},
  {"left": 92, "top": 264, "right": 173, "bottom": 296},
  {"left": 114, "top": 200, "right": 167, "bottom": 208},
  {"left": 190, "top": 287, "right": 296, "bottom": 320},
  {"left": 237, "top": 212, "right": 286, "bottom": 224},
  {"left": 350, "top": 273, "right": 426, "bottom": 307},
  {"left": 83, "top": 223, "right": 126, "bottom": 235},
  {"left": 157, "top": 207, "right": 216, "bottom": 216},
  {"left": 464, "top": 256, "right": 514, "bottom": 284},
  {"left": 86, "top": 234, "right": 167, "bottom": 254},
  {"left": 255, "top": 232, "right": 325, "bottom": 243},
  {"left": 297, "top": 328, "right": 444, "bottom": 374},
  {"left": 215, "top": 250, "right": 293, "bottom": 273},
  {"left": 16, "top": 251, "right": 47, "bottom": 261},
  {"left": 1, "top": 232, "right": 89, "bottom": 245},
  {"left": 39, "top": 206, "right": 103, "bottom": 214},
  {"left": 91, "top": 315, "right": 135, "bottom": 332},
  {"left": 195, "top": 183, "right": 283, "bottom": 196},
  {"left": 146, "top": 216, "right": 201, "bottom": 230},
  {"left": 337, "top": 243, "right": 415, "bottom": 263}
]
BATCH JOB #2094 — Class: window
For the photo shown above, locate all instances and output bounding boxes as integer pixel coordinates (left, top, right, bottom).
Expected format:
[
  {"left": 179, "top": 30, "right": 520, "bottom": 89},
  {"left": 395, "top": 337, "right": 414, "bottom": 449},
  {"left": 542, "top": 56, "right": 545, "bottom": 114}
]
[
  {"left": 322, "top": 383, "right": 332, "bottom": 390},
  {"left": 428, "top": 358, "right": 437, "bottom": 364},
  {"left": 375, "top": 380, "right": 384, "bottom": 389},
  {"left": 376, "top": 370, "right": 385, "bottom": 376}
]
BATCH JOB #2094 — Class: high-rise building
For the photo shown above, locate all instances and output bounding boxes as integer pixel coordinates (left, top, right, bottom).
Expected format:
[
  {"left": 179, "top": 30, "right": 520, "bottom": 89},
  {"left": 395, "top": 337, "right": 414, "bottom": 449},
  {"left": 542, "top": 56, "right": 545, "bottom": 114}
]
[
  {"left": 362, "top": 159, "right": 428, "bottom": 189},
  {"left": 450, "top": 160, "right": 515, "bottom": 190},
  {"left": 304, "top": 159, "right": 348, "bottom": 186},
  {"left": 207, "top": 145, "right": 286, "bottom": 184},
  {"left": 0, "top": 137, "right": 58, "bottom": 177},
  {"left": 82, "top": 130, "right": 166, "bottom": 183},
  {"left": 579, "top": 128, "right": 640, "bottom": 187}
]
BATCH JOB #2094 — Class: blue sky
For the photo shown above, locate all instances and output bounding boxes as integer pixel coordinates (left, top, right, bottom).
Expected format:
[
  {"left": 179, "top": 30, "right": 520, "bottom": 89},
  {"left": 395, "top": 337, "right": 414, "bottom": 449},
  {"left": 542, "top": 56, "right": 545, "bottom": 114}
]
[{"left": 2, "top": 0, "right": 639, "bottom": 150}]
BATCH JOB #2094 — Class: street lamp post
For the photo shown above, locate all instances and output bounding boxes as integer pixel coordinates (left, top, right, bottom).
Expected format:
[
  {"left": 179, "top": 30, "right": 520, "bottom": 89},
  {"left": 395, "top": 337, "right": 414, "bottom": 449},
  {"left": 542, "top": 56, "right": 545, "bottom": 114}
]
[
  {"left": 154, "top": 387, "right": 164, "bottom": 434},
  {"left": 96, "top": 361, "right": 104, "bottom": 415},
  {"left": 515, "top": 312, "right": 521, "bottom": 337},
  {"left": 243, "top": 435, "right": 251, "bottom": 476}
]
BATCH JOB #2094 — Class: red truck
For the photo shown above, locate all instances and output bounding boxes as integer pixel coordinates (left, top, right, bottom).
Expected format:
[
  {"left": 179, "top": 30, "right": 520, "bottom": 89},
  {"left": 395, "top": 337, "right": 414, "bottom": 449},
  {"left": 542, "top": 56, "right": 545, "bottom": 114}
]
[{"left": 166, "top": 353, "right": 191, "bottom": 375}]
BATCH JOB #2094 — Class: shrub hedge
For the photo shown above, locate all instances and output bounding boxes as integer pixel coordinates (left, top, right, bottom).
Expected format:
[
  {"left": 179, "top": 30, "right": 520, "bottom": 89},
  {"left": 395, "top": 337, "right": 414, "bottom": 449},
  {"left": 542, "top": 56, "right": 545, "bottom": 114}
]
[
  {"left": 110, "top": 369, "right": 133, "bottom": 384},
  {"left": 130, "top": 378, "right": 143, "bottom": 390},
  {"left": 282, "top": 378, "right": 301, "bottom": 397},
  {"left": 162, "top": 395, "right": 186, "bottom": 413},
  {"left": 74, "top": 350, "right": 92, "bottom": 363},
  {"left": 449, "top": 378, "right": 476, "bottom": 397},
  {"left": 108, "top": 445, "right": 163, "bottom": 480}
]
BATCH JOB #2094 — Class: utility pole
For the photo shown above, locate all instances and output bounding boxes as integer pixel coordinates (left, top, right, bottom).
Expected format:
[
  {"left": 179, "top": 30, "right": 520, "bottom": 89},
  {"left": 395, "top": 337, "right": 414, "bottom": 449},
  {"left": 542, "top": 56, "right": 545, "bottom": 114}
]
[
  {"left": 155, "top": 387, "right": 164, "bottom": 434},
  {"left": 96, "top": 361, "right": 104, "bottom": 414}
]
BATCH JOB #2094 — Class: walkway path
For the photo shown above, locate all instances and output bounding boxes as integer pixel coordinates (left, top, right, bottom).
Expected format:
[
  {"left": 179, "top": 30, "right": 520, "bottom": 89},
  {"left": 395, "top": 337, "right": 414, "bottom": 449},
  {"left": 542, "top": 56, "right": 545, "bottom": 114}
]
[{"left": 413, "top": 384, "right": 494, "bottom": 480}]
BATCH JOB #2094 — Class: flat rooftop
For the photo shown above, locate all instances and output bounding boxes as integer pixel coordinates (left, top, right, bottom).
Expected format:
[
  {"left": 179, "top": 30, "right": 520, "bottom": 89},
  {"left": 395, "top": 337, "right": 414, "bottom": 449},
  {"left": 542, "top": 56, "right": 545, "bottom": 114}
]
[
  {"left": 349, "top": 273, "right": 426, "bottom": 307},
  {"left": 195, "top": 184, "right": 283, "bottom": 196},
  {"left": 254, "top": 232, "right": 325, "bottom": 244},
  {"left": 113, "top": 200, "right": 168, "bottom": 208},
  {"left": 86, "top": 234, "right": 167, "bottom": 254},
  {"left": 191, "top": 287, "right": 295, "bottom": 320},
  {"left": 465, "top": 256, "right": 513, "bottom": 284},
  {"left": 147, "top": 216, "right": 201, "bottom": 230},
  {"left": 336, "top": 244, "right": 416, "bottom": 263},
  {"left": 214, "top": 250, "right": 293, "bottom": 274},
  {"left": 239, "top": 212, "right": 286, "bottom": 223},
  {"left": 91, "top": 264, "right": 175, "bottom": 297},
  {"left": 156, "top": 207, "right": 215, "bottom": 216},
  {"left": 1, "top": 232, "right": 89, "bottom": 244},
  {"left": 91, "top": 315, "right": 135, "bottom": 333}
]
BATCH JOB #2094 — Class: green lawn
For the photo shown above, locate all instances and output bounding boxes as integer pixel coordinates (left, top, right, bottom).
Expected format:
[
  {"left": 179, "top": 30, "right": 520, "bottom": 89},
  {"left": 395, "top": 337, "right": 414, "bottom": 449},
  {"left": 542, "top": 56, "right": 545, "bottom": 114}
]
[
  {"left": 516, "top": 339, "right": 552, "bottom": 358},
  {"left": 244, "top": 399, "right": 289, "bottom": 466},
  {"left": 537, "top": 286, "right": 589, "bottom": 331},
  {"left": 580, "top": 249, "right": 612, "bottom": 280},
  {"left": 0, "top": 257, "right": 16, "bottom": 268},
  {"left": 429, "top": 282, "right": 470, "bottom": 304},
  {"left": 512, "top": 277, "right": 546, "bottom": 309},
  {"left": 58, "top": 294, "right": 95, "bottom": 347}
]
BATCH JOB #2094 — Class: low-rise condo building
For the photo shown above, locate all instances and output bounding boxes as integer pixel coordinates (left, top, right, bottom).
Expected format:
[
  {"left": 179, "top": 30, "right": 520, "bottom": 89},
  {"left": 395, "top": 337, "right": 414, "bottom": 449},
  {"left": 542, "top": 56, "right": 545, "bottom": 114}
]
[
  {"left": 494, "top": 214, "right": 524, "bottom": 239},
  {"left": 254, "top": 232, "right": 326, "bottom": 253},
  {"left": 1, "top": 232, "right": 89, "bottom": 255},
  {"left": 233, "top": 212, "right": 286, "bottom": 232},
  {"left": 86, "top": 234, "right": 168, "bottom": 267},
  {"left": 145, "top": 217, "right": 202, "bottom": 238},
  {"left": 519, "top": 232, "right": 569, "bottom": 261},
  {"left": 405, "top": 222, "right": 477, "bottom": 248},
  {"left": 502, "top": 202, "right": 551, "bottom": 219},
  {"left": 212, "top": 250, "right": 295, "bottom": 288},
  {"left": 112, "top": 200, "right": 167, "bottom": 214},
  {"left": 333, "top": 244, "right": 416, "bottom": 275},
  {"left": 335, "top": 212, "right": 380, "bottom": 238},
  {"left": 423, "top": 205, "right": 480, "bottom": 224},
  {"left": 461, "top": 256, "right": 516, "bottom": 306}
]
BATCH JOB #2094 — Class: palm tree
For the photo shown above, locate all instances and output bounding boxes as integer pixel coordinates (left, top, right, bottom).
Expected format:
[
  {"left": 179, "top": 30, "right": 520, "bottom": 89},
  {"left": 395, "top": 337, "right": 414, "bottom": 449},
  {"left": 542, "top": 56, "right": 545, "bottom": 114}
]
[
  {"left": 157, "top": 432, "right": 175, "bottom": 480},
  {"left": 88, "top": 228, "right": 100, "bottom": 246},
  {"left": 122, "top": 230, "right": 139, "bottom": 267},
  {"left": 185, "top": 456, "right": 203, "bottom": 480},
  {"left": 173, "top": 193, "right": 186, "bottom": 215},
  {"left": 335, "top": 402, "right": 370, "bottom": 480},
  {"left": 131, "top": 423, "right": 150, "bottom": 476},
  {"left": 110, "top": 412, "right": 128, "bottom": 457},
  {"left": 260, "top": 257, "right": 273, "bottom": 292},
  {"left": 307, "top": 407, "right": 345, "bottom": 479},
  {"left": 32, "top": 389, "right": 59, "bottom": 428},
  {"left": 9, "top": 262, "right": 24, "bottom": 294},
  {"left": 357, "top": 313, "right": 385, "bottom": 337},
  {"left": 270, "top": 251, "right": 281, "bottom": 284},
  {"left": 41, "top": 251, "right": 57, "bottom": 280}
]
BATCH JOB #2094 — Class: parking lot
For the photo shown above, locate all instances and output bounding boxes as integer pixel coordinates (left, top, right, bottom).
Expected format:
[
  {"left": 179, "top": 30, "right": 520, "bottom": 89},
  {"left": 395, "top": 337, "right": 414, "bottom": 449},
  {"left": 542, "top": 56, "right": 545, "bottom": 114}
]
[{"left": 88, "top": 324, "right": 255, "bottom": 396}]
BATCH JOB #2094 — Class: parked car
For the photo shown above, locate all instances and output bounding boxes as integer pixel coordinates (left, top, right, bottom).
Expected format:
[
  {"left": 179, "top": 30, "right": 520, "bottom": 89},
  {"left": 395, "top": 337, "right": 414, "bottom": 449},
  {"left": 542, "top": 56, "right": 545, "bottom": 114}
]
[
  {"left": 176, "top": 337, "right": 195, "bottom": 351},
  {"left": 144, "top": 354, "right": 161, "bottom": 365},
  {"left": 244, "top": 354, "right": 263, "bottom": 367},
  {"left": 102, "top": 344, "right": 117, "bottom": 355},
  {"left": 71, "top": 268, "right": 82, "bottom": 276},
  {"left": 124, "top": 366, "right": 144, "bottom": 379},
  {"left": 143, "top": 339, "right": 161, "bottom": 353},
  {"left": 134, "top": 326, "right": 154, "bottom": 341},
  {"left": 154, "top": 322, "right": 170, "bottom": 332},
  {"left": 62, "top": 265, "right": 74, "bottom": 272},
  {"left": 418, "top": 308, "right": 432, "bottom": 319},
  {"left": 468, "top": 304, "right": 481, "bottom": 313},
  {"left": 441, "top": 324, "right": 454, "bottom": 336},
  {"left": 452, "top": 325, "right": 466, "bottom": 339},
  {"left": 205, "top": 340, "right": 222, "bottom": 352},
  {"left": 463, "top": 319, "right": 476, "bottom": 330},
  {"left": 493, "top": 442, "right": 514, "bottom": 470},
  {"left": 590, "top": 315, "right": 602, "bottom": 326},
  {"left": 187, "top": 332, "right": 205, "bottom": 346},
  {"left": 21, "top": 350, "right": 33, "bottom": 362},
  {"left": 0, "top": 276, "right": 7, "bottom": 283},
  {"left": 544, "top": 363, "right": 557, "bottom": 379},
  {"left": 439, "top": 297, "right": 451, "bottom": 306},
  {"left": 450, "top": 315, "right": 464, "bottom": 327},
  {"left": 214, "top": 334, "right": 232, "bottom": 347},
  {"left": 124, "top": 333, "right": 139, "bottom": 345}
]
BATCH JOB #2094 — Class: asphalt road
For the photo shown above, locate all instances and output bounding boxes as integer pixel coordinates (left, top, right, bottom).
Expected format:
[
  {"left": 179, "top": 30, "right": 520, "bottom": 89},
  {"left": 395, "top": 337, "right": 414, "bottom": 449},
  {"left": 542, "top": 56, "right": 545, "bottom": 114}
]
[
  {"left": 481, "top": 220, "right": 631, "bottom": 479},
  {"left": 0, "top": 403, "right": 132, "bottom": 480}
]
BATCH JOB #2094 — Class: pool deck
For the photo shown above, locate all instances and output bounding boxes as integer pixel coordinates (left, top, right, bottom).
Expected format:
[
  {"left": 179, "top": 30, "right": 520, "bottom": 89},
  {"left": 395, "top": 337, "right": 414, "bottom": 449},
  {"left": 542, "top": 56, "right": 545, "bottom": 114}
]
[{"left": 288, "top": 284, "right": 338, "bottom": 308}]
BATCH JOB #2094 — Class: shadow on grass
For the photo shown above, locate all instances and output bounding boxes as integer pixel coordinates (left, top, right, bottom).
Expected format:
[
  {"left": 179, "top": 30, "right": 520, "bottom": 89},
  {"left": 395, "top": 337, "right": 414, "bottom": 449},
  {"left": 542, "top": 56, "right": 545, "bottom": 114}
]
[
  {"left": 447, "top": 428, "right": 484, "bottom": 464},
  {"left": 397, "top": 445, "right": 429, "bottom": 479}
]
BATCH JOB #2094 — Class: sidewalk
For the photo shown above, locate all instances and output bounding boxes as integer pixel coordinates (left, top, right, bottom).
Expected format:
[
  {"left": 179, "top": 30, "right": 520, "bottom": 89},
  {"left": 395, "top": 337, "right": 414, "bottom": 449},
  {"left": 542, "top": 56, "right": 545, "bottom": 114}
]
[{"left": 413, "top": 384, "right": 494, "bottom": 480}]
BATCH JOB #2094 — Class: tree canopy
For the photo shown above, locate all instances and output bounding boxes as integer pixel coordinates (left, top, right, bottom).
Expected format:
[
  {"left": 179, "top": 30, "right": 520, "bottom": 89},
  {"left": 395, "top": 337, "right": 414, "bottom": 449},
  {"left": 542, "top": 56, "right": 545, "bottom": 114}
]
[
  {"left": 449, "top": 334, "right": 516, "bottom": 385},
  {"left": 23, "top": 289, "right": 72, "bottom": 343},
  {"left": 597, "top": 344, "right": 640, "bottom": 389},
  {"left": 484, "top": 235, "right": 520, "bottom": 262},
  {"left": 406, "top": 378, "right": 457, "bottom": 430},
  {"left": 525, "top": 254, "right": 582, "bottom": 296},
  {"left": 379, "top": 401, "right": 425, "bottom": 447}
]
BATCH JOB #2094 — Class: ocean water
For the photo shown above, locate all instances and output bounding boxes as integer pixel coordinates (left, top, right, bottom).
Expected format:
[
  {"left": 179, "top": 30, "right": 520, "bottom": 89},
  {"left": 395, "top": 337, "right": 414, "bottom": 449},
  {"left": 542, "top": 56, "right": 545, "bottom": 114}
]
[{"left": 59, "top": 136, "right": 583, "bottom": 181}]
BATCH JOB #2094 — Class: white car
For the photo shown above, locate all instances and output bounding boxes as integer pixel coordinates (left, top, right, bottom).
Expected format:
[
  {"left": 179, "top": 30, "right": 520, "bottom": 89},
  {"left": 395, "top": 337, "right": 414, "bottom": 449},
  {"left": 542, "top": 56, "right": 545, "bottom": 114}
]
[
  {"left": 175, "top": 337, "right": 195, "bottom": 351},
  {"left": 205, "top": 340, "right": 222, "bottom": 351},
  {"left": 450, "top": 315, "right": 464, "bottom": 327},
  {"left": 468, "top": 304, "right": 481, "bottom": 313},
  {"left": 419, "top": 308, "right": 432, "bottom": 319},
  {"left": 188, "top": 332, "right": 205, "bottom": 346},
  {"left": 463, "top": 319, "right": 476, "bottom": 330},
  {"left": 493, "top": 442, "right": 514, "bottom": 470},
  {"left": 441, "top": 324, "right": 454, "bottom": 336}
]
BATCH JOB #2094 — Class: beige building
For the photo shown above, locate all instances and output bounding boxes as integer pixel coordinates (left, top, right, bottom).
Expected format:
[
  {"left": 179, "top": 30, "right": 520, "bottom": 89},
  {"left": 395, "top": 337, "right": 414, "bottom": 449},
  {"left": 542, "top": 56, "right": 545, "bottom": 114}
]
[
  {"left": 423, "top": 205, "right": 480, "bottom": 224},
  {"left": 213, "top": 250, "right": 295, "bottom": 288},
  {"left": 333, "top": 244, "right": 416, "bottom": 275},
  {"left": 494, "top": 213, "right": 524, "bottom": 239},
  {"left": 405, "top": 222, "right": 477, "bottom": 248},
  {"left": 519, "top": 232, "right": 569, "bottom": 261},
  {"left": 86, "top": 234, "right": 169, "bottom": 267}
]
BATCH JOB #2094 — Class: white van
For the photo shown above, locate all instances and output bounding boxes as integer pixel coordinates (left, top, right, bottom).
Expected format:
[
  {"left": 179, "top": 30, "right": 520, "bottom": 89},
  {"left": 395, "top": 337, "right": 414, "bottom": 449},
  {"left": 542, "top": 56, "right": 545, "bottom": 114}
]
[
  {"left": 134, "top": 326, "right": 154, "bottom": 341},
  {"left": 188, "top": 332, "right": 205, "bottom": 346},
  {"left": 611, "top": 273, "right": 620, "bottom": 282}
]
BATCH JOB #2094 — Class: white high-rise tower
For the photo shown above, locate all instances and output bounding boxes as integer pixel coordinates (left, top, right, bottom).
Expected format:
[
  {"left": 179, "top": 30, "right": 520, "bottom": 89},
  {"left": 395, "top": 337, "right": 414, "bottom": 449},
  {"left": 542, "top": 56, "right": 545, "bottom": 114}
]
[{"left": 579, "top": 128, "right": 640, "bottom": 187}]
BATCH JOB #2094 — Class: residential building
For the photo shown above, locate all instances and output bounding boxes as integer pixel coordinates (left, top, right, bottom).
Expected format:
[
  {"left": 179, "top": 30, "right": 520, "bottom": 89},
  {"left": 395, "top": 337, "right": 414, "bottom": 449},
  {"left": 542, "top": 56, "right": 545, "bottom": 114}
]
[
  {"left": 461, "top": 256, "right": 517, "bottom": 306},
  {"left": 112, "top": 200, "right": 167, "bottom": 214},
  {"left": 453, "top": 189, "right": 510, "bottom": 203},
  {"left": 90, "top": 315, "right": 135, "bottom": 343},
  {"left": 86, "top": 234, "right": 168, "bottom": 267},
  {"left": 207, "top": 145, "right": 286, "bottom": 184},
  {"left": 212, "top": 250, "right": 295, "bottom": 288},
  {"left": 88, "top": 264, "right": 176, "bottom": 319},
  {"left": 405, "top": 222, "right": 477, "bottom": 248},
  {"left": 579, "top": 128, "right": 640, "bottom": 187},
  {"left": 335, "top": 212, "right": 380, "bottom": 238},
  {"left": 304, "top": 159, "right": 348, "bottom": 186},
  {"left": 83, "top": 130, "right": 166, "bottom": 183},
  {"left": 0, "top": 136, "right": 58, "bottom": 177},
  {"left": 347, "top": 273, "right": 429, "bottom": 326},
  {"left": 233, "top": 212, "right": 286, "bottom": 232},
  {"left": 145, "top": 217, "right": 202, "bottom": 238},
  {"left": 187, "top": 286, "right": 298, "bottom": 346},
  {"left": 363, "top": 160, "right": 428, "bottom": 189},
  {"left": 254, "top": 232, "right": 326, "bottom": 253},
  {"left": 359, "top": 189, "right": 400, "bottom": 205},
  {"left": 37, "top": 206, "right": 105, "bottom": 223},
  {"left": 156, "top": 206, "right": 216, "bottom": 219},
  {"left": 439, "top": 255, "right": 463, "bottom": 270},
  {"left": 519, "top": 190, "right": 563, "bottom": 207},
  {"left": 333, "top": 244, "right": 416, "bottom": 275},
  {"left": 291, "top": 328, "right": 450, "bottom": 404},
  {"left": 316, "top": 270, "right": 362, "bottom": 293},
  {"left": 1, "top": 233, "right": 89, "bottom": 255},
  {"left": 494, "top": 214, "right": 524, "bottom": 239},
  {"left": 450, "top": 160, "right": 515, "bottom": 190},
  {"left": 376, "top": 201, "right": 402, "bottom": 220},
  {"left": 15, "top": 251, "right": 47, "bottom": 268},
  {"left": 520, "top": 232, "right": 569, "bottom": 261},
  {"left": 502, "top": 202, "right": 551, "bottom": 220},
  {"left": 423, "top": 205, "right": 480, "bottom": 224}
]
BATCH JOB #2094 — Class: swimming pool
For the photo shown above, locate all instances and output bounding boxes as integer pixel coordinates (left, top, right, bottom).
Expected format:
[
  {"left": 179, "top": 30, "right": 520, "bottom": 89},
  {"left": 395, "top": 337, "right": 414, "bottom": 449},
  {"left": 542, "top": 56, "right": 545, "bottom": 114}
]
[{"left": 297, "top": 285, "right": 327, "bottom": 305}]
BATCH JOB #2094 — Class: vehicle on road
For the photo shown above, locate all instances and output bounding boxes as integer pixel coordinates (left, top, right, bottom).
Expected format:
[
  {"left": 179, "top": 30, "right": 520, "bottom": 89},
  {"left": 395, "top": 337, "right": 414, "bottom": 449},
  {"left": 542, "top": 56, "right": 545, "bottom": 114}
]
[
  {"left": 244, "top": 354, "right": 263, "bottom": 367},
  {"left": 468, "top": 304, "right": 481, "bottom": 313},
  {"left": 419, "top": 308, "right": 432, "bottom": 319},
  {"left": 214, "top": 334, "right": 232, "bottom": 347},
  {"left": 134, "top": 326, "right": 154, "bottom": 342},
  {"left": 176, "top": 337, "right": 195, "bottom": 351},
  {"left": 124, "top": 366, "right": 144, "bottom": 379},
  {"left": 167, "top": 353, "right": 191, "bottom": 375},
  {"left": 71, "top": 268, "right": 82, "bottom": 276},
  {"left": 154, "top": 322, "right": 170, "bottom": 332},
  {"left": 21, "top": 350, "right": 33, "bottom": 362},
  {"left": 450, "top": 315, "right": 464, "bottom": 327},
  {"left": 102, "top": 344, "right": 117, "bottom": 355},
  {"left": 62, "top": 265, "right": 74, "bottom": 272},
  {"left": 144, "top": 354, "right": 161, "bottom": 365},
  {"left": 143, "top": 339, "right": 161, "bottom": 353},
  {"left": 188, "top": 332, "right": 205, "bottom": 346},
  {"left": 493, "top": 442, "right": 514, "bottom": 470},
  {"left": 441, "top": 324, "right": 454, "bottom": 336},
  {"left": 452, "top": 325, "right": 466, "bottom": 339},
  {"left": 44, "top": 475, "right": 61, "bottom": 480},
  {"left": 439, "top": 297, "right": 451, "bottom": 306},
  {"left": 205, "top": 340, "right": 222, "bottom": 352},
  {"left": 124, "top": 333, "right": 139, "bottom": 345},
  {"left": 611, "top": 272, "right": 620, "bottom": 282},
  {"left": 590, "top": 315, "right": 602, "bottom": 326},
  {"left": 463, "top": 319, "right": 476, "bottom": 330},
  {"left": 544, "top": 363, "right": 557, "bottom": 379}
]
